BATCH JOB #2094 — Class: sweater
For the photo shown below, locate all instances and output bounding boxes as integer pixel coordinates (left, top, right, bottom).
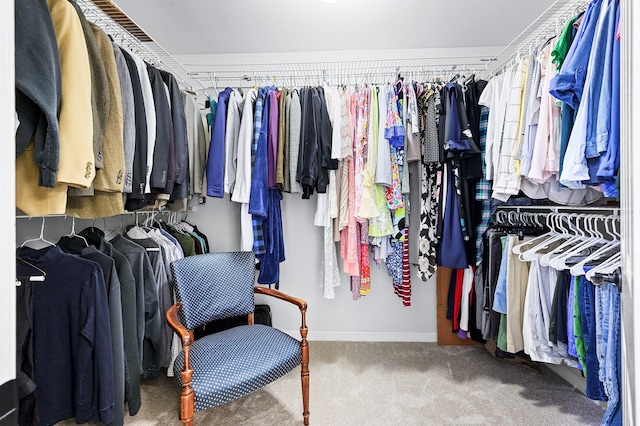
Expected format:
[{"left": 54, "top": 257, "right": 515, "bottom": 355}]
[{"left": 14, "top": 0, "right": 61, "bottom": 188}]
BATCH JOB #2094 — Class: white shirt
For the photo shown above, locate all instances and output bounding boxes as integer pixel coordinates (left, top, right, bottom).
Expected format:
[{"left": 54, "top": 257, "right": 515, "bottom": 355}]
[
  {"left": 231, "top": 88, "right": 257, "bottom": 203},
  {"left": 223, "top": 90, "right": 244, "bottom": 194},
  {"left": 479, "top": 73, "right": 504, "bottom": 181},
  {"left": 492, "top": 63, "right": 524, "bottom": 200}
]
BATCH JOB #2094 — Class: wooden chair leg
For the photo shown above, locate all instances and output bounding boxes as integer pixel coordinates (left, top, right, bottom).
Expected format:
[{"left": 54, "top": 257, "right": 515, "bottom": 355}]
[
  {"left": 181, "top": 348, "right": 195, "bottom": 425},
  {"left": 300, "top": 328, "right": 310, "bottom": 425}
]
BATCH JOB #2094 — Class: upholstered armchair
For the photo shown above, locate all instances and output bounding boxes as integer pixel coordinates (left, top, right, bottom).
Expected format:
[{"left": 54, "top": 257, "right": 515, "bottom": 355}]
[{"left": 166, "top": 252, "right": 310, "bottom": 425}]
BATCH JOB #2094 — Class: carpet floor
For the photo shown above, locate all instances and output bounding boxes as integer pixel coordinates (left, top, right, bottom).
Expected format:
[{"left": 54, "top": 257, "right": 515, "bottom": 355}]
[{"left": 60, "top": 341, "right": 605, "bottom": 425}]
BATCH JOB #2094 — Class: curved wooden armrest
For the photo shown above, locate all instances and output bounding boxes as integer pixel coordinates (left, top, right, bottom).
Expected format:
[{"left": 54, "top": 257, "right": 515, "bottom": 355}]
[
  {"left": 166, "top": 303, "right": 195, "bottom": 348},
  {"left": 253, "top": 285, "right": 308, "bottom": 343},
  {"left": 254, "top": 286, "right": 307, "bottom": 311}
]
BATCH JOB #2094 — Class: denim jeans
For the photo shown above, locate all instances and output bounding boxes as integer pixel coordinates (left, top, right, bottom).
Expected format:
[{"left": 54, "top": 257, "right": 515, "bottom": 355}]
[
  {"left": 596, "top": 281, "right": 622, "bottom": 425},
  {"left": 578, "top": 276, "right": 607, "bottom": 401},
  {"left": 492, "top": 236, "right": 509, "bottom": 314}
]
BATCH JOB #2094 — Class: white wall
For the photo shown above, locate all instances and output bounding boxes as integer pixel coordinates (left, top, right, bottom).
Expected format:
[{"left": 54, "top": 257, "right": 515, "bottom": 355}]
[
  {"left": 188, "top": 195, "right": 438, "bottom": 342},
  {"left": 15, "top": 194, "right": 438, "bottom": 343},
  {"left": 1, "top": 0, "right": 16, "bottom": 386}
]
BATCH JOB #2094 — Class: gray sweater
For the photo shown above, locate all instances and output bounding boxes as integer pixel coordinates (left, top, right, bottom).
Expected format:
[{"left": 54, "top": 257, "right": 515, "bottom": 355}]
[{"left": 15, "top": 0, "right": 62, "bottom": 188}]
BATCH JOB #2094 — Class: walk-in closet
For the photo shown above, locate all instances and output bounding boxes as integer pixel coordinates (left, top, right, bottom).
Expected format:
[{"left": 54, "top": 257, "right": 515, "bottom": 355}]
[{"left": 3, "top": 0, "right": 639, "bottom": 424}]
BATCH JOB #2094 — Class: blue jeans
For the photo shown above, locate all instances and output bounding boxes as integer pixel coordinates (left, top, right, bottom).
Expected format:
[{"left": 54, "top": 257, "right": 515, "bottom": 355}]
[
  {"left": 578, "top": 276, "right": 607, "bottom": 401},
  {"left": 492, "top": 237, "right": 509, "bottom": 314},
  {"left": 596, "top": 281, "right": 622, "bottom": 425}
]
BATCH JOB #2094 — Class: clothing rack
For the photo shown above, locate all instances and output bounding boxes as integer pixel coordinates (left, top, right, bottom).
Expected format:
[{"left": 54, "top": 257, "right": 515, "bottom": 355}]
[
  {"left": 486, "top": 0, "right": 591, "bottom": 76},
  {"left": 495, "top": 204, "right": 621, "bottom": 218},
  {"left": 186, "top": 57, "right": 496, "bottom": 90},
  {"left": 76, "top": 0, "right": 206, "bottom": 92}
]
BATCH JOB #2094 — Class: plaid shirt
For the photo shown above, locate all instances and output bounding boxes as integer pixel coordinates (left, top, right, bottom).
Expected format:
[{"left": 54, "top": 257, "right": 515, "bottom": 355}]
[
  {"left": 252, "top": 89, "right": 267, "bottom": 255},
  {"left": 476, "top": 106, "right": 491, "bottom": 263}
]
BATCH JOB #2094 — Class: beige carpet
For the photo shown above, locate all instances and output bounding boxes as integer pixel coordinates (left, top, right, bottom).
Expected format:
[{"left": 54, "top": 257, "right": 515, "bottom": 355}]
[{"left": 102, "top": 341, "right": 605, "bottom": 426}]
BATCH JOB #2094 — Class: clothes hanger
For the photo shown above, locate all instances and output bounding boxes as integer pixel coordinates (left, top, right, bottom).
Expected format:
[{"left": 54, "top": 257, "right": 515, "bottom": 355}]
[
  {"left": 16, "top": 257, "right": 47, "bottom": 282},
  {"left": 516, "top": 213, "right": 570, "bottom": 260},
  {"left": 586, "top": 252, "right": 621, "bottom": 283},
  {"left": 19, "top": 217, "right": 56, "bottom": 249},
  {"left": 104, "top": 214, "right": 126, "bottom": 240},
  {"left": 570, "top": 217, "right": 621, "bottom": 276},
  {"left": 549, "top": 215, "right": 608, "bottom": 270},
  {"left": 62, "top": 216, "right": 89, "bottom": 247},
  {"left": 538, "top": 213, "right": 590, "bottom": 266}
]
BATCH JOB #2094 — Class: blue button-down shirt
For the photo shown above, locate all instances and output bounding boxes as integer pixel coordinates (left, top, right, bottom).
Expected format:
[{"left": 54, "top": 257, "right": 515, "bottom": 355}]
[
  {"left": 549, "top": 0, "right": 604, "bottom": 109},
  {"left": 597, "top": 4, "right": 620, "bottom": 198},
  {"left": 586, "top": 0, "right": 618, "bottom": 158},
  {"left": 206, "top": 87, "right": 233, "bottom": 197}
]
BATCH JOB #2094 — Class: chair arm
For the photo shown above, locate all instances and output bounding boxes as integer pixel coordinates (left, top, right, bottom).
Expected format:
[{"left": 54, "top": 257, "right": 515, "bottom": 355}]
[
  {"left": 166, "top": 303, "right": 195, "bottom": 348},
  {"left": 254, "top": 286, "right": 307, "bottom": 311},
  {"left": 253, "top": 286, "right": 308, "bottom": 341}
]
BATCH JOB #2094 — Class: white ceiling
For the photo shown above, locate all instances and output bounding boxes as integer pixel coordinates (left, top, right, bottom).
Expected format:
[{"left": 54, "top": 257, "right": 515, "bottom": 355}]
[
  {"left": 105, "top": 0, "right": 579, "bottom": 89},
  {"left": 113, "top": 0, "right": 557, "bottom": 56}
]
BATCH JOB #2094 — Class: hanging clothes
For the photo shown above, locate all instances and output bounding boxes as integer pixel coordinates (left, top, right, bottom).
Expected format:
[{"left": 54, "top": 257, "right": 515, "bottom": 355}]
[
  {"left": 16, "top": 246, "right": 115, "bottom": 426},
  {"left": 207, "top": 87, "right": 233, "bottom": 198}
]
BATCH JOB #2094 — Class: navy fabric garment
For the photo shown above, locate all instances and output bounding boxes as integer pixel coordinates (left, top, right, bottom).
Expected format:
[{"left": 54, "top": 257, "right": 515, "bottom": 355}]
[
  {"left": 553, "top": 270, "right": 571, "bottom": 351},
  {"left": 437, "top": 163, "right": 469, "bottom": 269},
  {"left": 257, "top": 188, "right": 286, "bottom": 287},
  {"left": 147, "top": 66, "right": 173, "bottom": 193},
  {"left": 250, "top": 87, "right": 273, "bottom": 220},
  {"left": 17, "top": 246, "right": 115, "bottom": 426},
  {"left": 579, "top": 275, "right": 607, "bottom": 401},
  {"left": 207, "top": 88, "right": 233, "bottom": 198}
]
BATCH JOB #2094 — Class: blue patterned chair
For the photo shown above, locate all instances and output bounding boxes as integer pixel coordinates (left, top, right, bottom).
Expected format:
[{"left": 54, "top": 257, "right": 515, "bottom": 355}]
[{"left": 166, "top": 252, "right": 310, "bottom": 425}]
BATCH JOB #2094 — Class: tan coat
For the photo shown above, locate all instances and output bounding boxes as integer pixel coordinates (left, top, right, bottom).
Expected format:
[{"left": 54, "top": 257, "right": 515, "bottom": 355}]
[
  {"left": 66, "top": 24, "right": 125, "bottom": 219},
  {"left": 16, "top": 0, "right": 94, "bottom": 215}
]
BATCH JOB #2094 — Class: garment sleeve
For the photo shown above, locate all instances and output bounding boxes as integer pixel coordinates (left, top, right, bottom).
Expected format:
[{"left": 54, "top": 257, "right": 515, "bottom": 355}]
[
  {"left": 48, "top": 0, "right": 95, "bottom": 188},
  {"left": 91, "top": 268, "right": 116, "bottom": 425},
  {"left": 141, "top": 252, "right": 162, "bottom": 379}
]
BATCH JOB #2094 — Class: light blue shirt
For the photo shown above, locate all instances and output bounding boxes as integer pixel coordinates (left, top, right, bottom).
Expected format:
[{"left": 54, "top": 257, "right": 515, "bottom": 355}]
[
  {"left": 559, "top": 0, "right": 613, "bottom": 188},
  {"left": 586, "top": 0, "right": 619, "bottom": 158},
  {"left": 597, "top": 4, "right": 620, "bottom": 198},
  {"left": 549, "top": 0, "right": 604, "bottom": 109},
  {"left": 492, "top": 236, "right": 509, "bottom": 315}
]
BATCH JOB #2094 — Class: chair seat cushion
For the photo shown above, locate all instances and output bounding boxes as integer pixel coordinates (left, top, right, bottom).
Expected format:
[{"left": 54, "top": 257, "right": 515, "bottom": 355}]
[{"left": 174, "top": 324, "right": 302, "bottom": 411}]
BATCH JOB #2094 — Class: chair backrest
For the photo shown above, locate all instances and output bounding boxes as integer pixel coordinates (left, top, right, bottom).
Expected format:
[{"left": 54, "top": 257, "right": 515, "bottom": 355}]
[{"left": 170, "top": 252, "right": 256, "bottom": 330}]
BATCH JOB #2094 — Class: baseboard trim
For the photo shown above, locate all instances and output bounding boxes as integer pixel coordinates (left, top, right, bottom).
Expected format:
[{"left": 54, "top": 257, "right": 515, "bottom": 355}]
[{"left": 282, "top": 330, "right": 438, "bottom": 342}]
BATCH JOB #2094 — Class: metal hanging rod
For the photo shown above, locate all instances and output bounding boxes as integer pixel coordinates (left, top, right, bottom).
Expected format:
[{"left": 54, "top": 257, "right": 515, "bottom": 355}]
[
  {"left": 486, "top": 0, "right": 591, "bottom": 76},
  {"left": 76, "top": 0, "right": 206, "bottom": 92},
  {"left": 187, "top": 57, "right": 496, "bottom": 88}
]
